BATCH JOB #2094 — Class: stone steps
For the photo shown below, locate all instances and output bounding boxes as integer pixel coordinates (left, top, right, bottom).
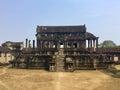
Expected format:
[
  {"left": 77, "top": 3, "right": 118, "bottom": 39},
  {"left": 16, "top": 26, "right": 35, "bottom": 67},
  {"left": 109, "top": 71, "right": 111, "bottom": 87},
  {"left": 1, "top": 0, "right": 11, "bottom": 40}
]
[{"left": 55, "top": 49, "right": 65, "bottom": 72}]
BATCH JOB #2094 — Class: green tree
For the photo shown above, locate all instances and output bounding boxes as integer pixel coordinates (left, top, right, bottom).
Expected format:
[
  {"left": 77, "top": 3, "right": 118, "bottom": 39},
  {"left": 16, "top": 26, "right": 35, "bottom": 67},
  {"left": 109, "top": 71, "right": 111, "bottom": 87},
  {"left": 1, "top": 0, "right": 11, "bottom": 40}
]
[
  {"left": 117, "top": 45, "right": 120, "bottom": 48},
  {"left": 99, "top": 40, "right": 117, "bottom": 48}
]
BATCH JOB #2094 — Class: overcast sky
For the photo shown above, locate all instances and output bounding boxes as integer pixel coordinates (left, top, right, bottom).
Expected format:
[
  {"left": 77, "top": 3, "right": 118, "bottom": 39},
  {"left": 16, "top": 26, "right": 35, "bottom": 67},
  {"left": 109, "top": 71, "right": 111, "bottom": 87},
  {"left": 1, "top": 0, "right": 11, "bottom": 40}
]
[{"left": 0, "top": 0, "right": 120, "bottom": 45}]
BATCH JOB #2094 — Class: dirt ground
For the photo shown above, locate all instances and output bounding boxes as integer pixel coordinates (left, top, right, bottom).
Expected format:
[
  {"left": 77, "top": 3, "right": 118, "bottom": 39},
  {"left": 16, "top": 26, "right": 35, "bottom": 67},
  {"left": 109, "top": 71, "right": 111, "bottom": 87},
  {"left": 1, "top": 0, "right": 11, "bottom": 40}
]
[{"left": 0, "top": 67, "right": 120, "bottom": 90}]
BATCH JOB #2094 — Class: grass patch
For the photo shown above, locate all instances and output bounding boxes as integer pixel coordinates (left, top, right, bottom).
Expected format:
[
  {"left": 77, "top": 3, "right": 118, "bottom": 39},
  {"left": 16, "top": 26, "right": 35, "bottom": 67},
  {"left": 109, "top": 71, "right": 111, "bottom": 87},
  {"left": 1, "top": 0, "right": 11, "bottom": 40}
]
[{"left": 104, "top": 70, "right": 120, "bottom": 78}]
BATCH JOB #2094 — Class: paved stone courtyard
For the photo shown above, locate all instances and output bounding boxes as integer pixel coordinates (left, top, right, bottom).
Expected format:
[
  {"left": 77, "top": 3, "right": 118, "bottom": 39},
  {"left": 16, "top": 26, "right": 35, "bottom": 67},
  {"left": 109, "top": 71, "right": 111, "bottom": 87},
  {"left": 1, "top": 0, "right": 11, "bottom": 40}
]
[{"left": 0, "top": 67, "right": 120, "bottom": 90}]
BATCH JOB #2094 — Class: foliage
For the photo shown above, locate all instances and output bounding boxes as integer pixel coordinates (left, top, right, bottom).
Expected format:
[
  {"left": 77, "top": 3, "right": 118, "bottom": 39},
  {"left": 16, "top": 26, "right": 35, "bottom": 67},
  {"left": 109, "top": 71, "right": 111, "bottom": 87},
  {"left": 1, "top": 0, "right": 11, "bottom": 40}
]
[
  {"left": 105, "top": 70, "right": 120, "bottom": 78},
  {"left": 99, "top": 40, "right": 117, "bottom": 48}
]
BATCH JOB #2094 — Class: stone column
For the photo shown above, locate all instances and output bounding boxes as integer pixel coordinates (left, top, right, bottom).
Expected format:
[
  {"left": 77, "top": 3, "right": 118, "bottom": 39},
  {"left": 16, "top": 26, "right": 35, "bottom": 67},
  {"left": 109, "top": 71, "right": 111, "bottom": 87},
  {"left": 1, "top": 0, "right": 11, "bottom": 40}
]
[
  {"left": 64, "top": 42, "right": 66, "bottom": 48},
  {"left": 46, "top": 41, "right": 48, "bottom": 48},
  {"left": 90, "top": 39, "right": 92, "bottom": 48},
  {"left": 79, "top": 41, "right": 81, "bottom": 48},
  {"left": 66, "top": 41, "right": 68, "bottom": 48},
  {"left": 48, "top": 41, "right": 50, "bottom": 48},
  {"left": 33, "top": 40, "right": 35, "bottom": 49},
  {"left": 96, "top": 38, "right": 98, "bottom": 48},
  {"left": 49, "top": 41, "right": 51, "bottom": 48},
  {"left": 40, "top": 41, "right": 42, "bottom": 49},
  {"left": 50, "top": 41, "right": 53, "bottom": 48},
  {"left": 57, "top": 41, "right": 59, "bottom": 49},
  {"left": 42, "top": 41, "right": 44, "bottom": 48},
  {"left": 77, "top": 42, "right": 79, "bottom": 48},
  {"left": 93, "top": 59, "right": 97, "bottom": 69},
  {"left": 54, "top": 41, "right": 56, "bottom": 48},
  {"left": 26, "top": 38, "right": 28, "bottom": 48},
  {"left": 55, "top": 41, "right": 57, "bottom": 49},
  {"left": 88, "top": 40, "right": 90, "bottom": 48},
  {"left": 93, "top": 40, "right": 96, "bottom": 51},
  {"left": 47, "top": 41, "right": 49, "bottom": 48},
  {"left": 29, "top": 40, "right": 31, "bottom": 48},
  {"left": 93, "top": 40, "right": 95, "bottom": 48},
  {"left": 71, "top": 42, "right": 73, "bottom": 48}
]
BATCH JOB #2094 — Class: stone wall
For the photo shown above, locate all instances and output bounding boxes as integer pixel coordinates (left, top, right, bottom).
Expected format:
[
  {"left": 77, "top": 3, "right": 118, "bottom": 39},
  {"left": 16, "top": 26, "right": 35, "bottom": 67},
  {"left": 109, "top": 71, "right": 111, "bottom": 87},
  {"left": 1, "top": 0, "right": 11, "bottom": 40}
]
[{"left": 0, "top": 52, "right": 14, "bottom": 64}]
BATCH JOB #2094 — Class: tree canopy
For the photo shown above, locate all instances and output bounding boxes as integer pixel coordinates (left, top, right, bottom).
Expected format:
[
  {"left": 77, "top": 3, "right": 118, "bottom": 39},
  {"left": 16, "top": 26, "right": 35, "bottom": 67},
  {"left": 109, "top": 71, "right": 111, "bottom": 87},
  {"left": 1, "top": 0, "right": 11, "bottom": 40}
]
[{"left": 99, "top": 40, "right": 117, "bottom": 48}]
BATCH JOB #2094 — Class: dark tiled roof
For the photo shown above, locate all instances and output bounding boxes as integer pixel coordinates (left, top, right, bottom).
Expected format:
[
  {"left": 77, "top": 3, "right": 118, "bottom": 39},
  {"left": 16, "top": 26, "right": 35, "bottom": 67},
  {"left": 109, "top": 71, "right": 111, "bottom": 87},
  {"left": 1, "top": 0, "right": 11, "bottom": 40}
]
[
  {"left": 37, "top": 25, "right": 86, "bottom": 33},
  {"left": 0, "top": 46, "right": 10, "bottom": 52},
  {"left": 86, "top": 32, "right": 97, "bottom": 39},
  {"left": 2, "top": 41, "right": 23, "bottom": 46}
]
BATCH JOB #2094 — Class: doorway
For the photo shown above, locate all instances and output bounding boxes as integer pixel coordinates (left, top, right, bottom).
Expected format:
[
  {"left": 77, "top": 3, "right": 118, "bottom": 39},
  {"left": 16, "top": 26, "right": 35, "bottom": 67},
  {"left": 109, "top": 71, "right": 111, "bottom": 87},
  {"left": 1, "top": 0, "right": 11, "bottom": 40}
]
[{"left": 60, "top": 42, "right": 64, "bottom": 48}]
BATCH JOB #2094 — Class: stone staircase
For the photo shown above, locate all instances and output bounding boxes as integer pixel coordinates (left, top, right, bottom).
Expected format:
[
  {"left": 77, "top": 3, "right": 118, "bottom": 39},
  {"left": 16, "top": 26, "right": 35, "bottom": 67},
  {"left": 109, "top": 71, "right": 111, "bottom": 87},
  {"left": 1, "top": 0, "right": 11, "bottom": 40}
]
[{"left": 56, "top": 49, "right": 65, "bottom": 72}]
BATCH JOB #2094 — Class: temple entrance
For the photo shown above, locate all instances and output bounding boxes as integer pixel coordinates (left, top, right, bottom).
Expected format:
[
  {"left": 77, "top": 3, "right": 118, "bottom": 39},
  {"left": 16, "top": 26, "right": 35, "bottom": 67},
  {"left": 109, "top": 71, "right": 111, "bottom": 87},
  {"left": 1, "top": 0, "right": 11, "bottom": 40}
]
[
  {"left": 49, "top": 63, "right": 56, "bottom": 71},
  {"left": 65, "top": 57, "right": 74, "bottom": 71}
]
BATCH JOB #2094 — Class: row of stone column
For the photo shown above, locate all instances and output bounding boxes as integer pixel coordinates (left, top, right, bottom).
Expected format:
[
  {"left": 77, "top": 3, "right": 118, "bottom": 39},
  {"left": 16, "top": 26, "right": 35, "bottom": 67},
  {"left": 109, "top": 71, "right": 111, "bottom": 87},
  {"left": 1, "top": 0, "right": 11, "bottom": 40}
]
[
  {"left": 64, "top": 41, "right": 85, "bottom": 48},
  {"left": 37, "top": 40, "right": 87, "bottom": 49},
  {"left": 87, "top": 38, "right": 98, "bottom": 49},
  {"left": 37, "top": 41, "right": 56, "bottom": 49},
  {"left": 25, "top": 39, "right": 35, "bottom": 49}
]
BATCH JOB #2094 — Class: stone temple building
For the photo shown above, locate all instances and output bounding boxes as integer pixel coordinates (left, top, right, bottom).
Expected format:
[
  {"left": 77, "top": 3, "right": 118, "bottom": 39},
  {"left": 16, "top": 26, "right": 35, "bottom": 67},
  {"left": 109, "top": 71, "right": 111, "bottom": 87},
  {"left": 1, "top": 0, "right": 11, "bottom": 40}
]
[
  {"left": 2, "top": 41, "right": 24, "bottom": 51},
  {"left": 10, "top": 25, "right": 120, "bottom": 71},
  {"left": 0, "top": 41, "right": 24, "bottom": 65},
  {"left": 36, "top": 25, "right": 98, "bottom": 51},
  {"left": 0, "top": 46, "right": 14, "bottom": 64}
]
